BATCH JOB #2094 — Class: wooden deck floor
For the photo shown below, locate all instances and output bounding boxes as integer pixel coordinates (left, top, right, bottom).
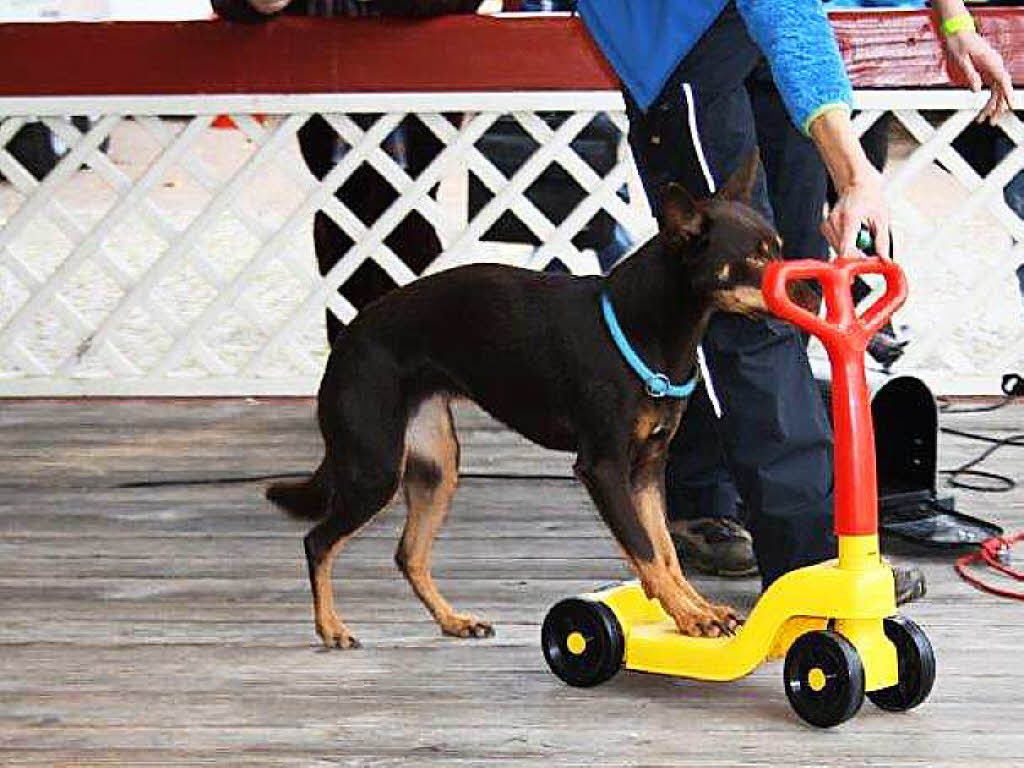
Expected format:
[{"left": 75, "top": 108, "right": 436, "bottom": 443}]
[{"left": 1, "top": 399, "right": 1022, "bottom": 765}]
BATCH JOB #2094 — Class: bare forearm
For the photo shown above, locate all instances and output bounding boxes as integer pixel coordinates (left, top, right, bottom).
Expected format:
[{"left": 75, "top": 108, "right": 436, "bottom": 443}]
[
  {"left": 808, "top": 108, "right": 890, "bottom": 258},
  {"left": 930, "top": 0, "right": 1015, "bottom": 122},
  {"left": 808, "top": 109, "right": 875, "bottom": 192}
]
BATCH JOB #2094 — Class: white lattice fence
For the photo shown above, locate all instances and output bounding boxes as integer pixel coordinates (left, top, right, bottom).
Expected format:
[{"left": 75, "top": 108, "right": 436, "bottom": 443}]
[{"left": 0, "top": 91, "right": 1021, "bottom": 396}]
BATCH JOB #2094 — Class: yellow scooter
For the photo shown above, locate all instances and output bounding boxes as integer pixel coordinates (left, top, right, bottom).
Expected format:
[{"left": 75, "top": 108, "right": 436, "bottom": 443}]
[{"left": 542, "top": 252, "right": 935, "bottom": 727}]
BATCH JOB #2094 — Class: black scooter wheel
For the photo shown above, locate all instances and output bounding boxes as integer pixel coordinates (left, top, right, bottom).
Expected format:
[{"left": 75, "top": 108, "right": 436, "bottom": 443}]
[
  {"left": 867, "top": 615, "right": 936, "bottom": 712},
  {"left": 541, "top": 598, "right": 624, "bottom": 688},
  {"left": 784, "top": 630, "right": 866, "bottom": 728}
]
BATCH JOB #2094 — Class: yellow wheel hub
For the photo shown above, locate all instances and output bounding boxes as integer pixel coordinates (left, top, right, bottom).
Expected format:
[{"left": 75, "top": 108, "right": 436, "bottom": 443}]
[
  {"left": 566, "top": 631, "right": 587, "bottom": 655},
  {"left": 807, "top": 667, "right": 827, "bottom": 692}
]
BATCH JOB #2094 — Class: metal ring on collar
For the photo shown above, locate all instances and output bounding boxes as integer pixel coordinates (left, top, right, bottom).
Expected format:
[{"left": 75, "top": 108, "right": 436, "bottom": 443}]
[{"left": 646, "top": 373, "right": 670, "bottom": 398}]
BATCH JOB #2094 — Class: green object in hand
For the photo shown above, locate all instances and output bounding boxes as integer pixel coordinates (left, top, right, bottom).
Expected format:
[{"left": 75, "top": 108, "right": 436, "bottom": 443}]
[{"left": 856, "top": 228, "right": 874, "bottom": 254}]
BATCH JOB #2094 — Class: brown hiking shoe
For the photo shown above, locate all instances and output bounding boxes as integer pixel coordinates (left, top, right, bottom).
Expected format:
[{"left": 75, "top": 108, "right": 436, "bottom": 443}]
[{"left": 669, "top": 517, "right": 759, "bottom": 578}]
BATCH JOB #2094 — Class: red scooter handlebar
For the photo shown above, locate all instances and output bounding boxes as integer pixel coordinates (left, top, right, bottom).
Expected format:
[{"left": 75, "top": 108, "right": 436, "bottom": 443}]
[
  {"left": 763, "top": 257, "right": 907, "bottom": 352},
  {"left": 762, "top": 257, "right": 908, "bottom": 537}
]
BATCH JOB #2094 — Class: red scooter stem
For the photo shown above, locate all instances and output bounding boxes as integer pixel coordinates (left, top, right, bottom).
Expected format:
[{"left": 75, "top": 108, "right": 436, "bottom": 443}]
[{"left": 763, "top": 258, "right": 908, "bottom": 536}]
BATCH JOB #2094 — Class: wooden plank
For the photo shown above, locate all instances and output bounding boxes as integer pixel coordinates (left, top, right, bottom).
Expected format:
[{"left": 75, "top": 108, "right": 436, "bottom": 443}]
[
  {"left": 0, "top": 720, "right": 1021, "bottom": 763},
  {"left": 0, "top": 553, "right": 630, "bottom": 580},
  {"left": 0, "top": 608, "right": 1017, "bottom": 653},
  {"left": 0, "top": 400, "right": 571, "bottom": 487},
  {"left": 5, "top": 686, "right": 1024, "bottom": 733},
  {"left": 0, "top": 534, "right": 623, "bottom": 561}
]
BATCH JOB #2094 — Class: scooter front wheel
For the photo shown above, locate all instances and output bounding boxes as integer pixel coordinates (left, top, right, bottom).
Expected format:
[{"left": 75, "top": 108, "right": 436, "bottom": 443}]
[
  {"left": 784, "top": 630, "right": 865, "bottom": 728},
  {"left": 541, "top": 598, "right": 624, "bottom": 688}
]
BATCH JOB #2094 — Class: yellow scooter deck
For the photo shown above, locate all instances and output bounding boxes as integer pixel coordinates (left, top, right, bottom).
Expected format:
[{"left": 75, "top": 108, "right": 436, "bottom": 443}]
[{"left": 588, "top": 559, "right": 899, "bottom": 691}]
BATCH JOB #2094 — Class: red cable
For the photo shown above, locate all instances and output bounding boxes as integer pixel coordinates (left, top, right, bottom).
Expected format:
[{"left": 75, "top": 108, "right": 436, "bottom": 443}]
[{"left": 955, "top": 532, "right": 1024, "bottom": 600}]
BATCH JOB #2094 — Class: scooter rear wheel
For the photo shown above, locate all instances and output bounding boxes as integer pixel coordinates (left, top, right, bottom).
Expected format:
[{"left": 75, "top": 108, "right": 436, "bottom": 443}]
[
  {"left": 542, "top": 598, "right": 624, "bottom": 688},
  {"left": 867, "top": 615, "right": 936, "bottom": 712},
  {"left": 784, "top": 630, "right": 865, "bottom": 728}
]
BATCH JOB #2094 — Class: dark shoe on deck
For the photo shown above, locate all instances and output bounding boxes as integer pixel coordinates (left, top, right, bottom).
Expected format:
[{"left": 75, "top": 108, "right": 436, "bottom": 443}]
[
  {"left": 893, "top": 565, "right": 927, "bottom": 606},
  {"left": 867, "top": 328, "right": 909, "bottom": 370},
  {"left": 670, "top": 517, "right": 759, "bottom": 578}
]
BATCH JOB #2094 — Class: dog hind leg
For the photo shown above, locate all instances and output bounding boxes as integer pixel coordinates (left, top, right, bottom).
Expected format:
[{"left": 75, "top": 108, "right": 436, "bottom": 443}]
[
  {"left": 304, "top": 515, "right": 361, "bottom": 649},
  {"left": 397, "top": 396, "right": 493, "bottom": 639},
  {"left": 304, "top": 408, "right": 406, "bottom": 650}
]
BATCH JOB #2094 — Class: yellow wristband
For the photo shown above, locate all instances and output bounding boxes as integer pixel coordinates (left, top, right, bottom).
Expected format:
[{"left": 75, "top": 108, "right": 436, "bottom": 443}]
[{"left": 942, "top": 13, "right": 976, "bottom": 36}]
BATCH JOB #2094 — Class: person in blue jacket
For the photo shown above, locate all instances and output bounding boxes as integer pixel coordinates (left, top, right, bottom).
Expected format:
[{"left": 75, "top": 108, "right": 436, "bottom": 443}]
[{"left": 577, "top": 0, "right": 1013, "bottom": 594}]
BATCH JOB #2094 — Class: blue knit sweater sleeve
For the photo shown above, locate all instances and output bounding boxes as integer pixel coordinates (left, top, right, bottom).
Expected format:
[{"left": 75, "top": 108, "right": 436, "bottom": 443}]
[{"left": 736, "top": 0, "right": 854, "bottom": 133}]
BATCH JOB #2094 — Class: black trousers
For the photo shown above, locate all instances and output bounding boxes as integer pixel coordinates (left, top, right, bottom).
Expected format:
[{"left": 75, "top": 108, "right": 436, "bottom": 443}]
[
  {"left": 623, "top": 4, "right": 835, "bottom": 586},
  {"left": 297, "top": 114, "right": 445, "bottom": 345}
]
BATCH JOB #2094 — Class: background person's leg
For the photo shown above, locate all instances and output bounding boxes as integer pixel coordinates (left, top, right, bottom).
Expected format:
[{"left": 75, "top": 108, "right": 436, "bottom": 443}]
[
  {"left": 746, "top": 61, "right": 829, "bottom": 263},
  {"left": 740, "top": 84, "right": 922, "bottom": 596},
  {"left": 742, "top": 60, "right": 837, "bottom": 585},
  {"left": 995, "top": 117, "right": 1024, "bottom": 314},
  {"left": 624, "top": 4, "right": 835, "bottom": 587},
  {"left": 623, "top": 5, "right": 766, "bottom": 578},
  {"left": 664, "top": 382, "right": 753, "bottom": 576},
  {"left": 683, "top": 78, "right": 836, "bottom": 585},
  {"left": 298, "top": 114, "right": 444, "bottom": 346},
  {"left": 702, "top": 313, "right": 835, "bottom": 586}
]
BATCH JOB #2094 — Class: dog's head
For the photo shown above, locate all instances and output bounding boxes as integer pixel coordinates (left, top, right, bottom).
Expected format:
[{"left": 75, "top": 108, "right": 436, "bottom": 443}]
[{"left": 657, "top": 151, "right": 808, "bottom": 316}]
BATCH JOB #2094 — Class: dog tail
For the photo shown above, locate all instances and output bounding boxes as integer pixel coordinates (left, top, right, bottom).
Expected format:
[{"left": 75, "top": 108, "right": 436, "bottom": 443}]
[{"left": 266, "top": 464, "right": 329, "bottom": 522}]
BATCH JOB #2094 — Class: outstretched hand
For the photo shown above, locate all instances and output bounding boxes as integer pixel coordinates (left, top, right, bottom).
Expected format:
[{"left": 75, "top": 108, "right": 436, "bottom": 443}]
[
  {"left": 822, "top": 165, "right": 890, "bottom": 260},
  {"left": 944, "top": 30, "right": 1015, "bottom": 124}
]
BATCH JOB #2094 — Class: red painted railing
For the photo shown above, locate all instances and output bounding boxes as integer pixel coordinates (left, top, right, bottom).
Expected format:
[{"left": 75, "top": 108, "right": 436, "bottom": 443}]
[{"left": 0, "top": 10, "right": 1023, "bottom": 98}]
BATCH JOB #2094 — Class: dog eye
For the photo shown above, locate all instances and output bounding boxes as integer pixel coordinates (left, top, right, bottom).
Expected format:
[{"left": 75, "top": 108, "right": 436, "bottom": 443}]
[{"left": 755, "top": 237, "right": 782, "bottom": 261}]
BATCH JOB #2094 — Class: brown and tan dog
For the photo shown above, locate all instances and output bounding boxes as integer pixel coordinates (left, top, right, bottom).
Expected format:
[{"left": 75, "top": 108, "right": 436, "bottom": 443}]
[{"left": 268, "top": 154, "right": 785, "bottom": 649}]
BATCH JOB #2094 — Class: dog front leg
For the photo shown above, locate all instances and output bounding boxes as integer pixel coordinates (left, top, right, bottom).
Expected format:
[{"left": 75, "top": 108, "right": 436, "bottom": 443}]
[
  {"left": 631, "top": 462, "right": 741, "bottom": 632},
  {"left": 575, "top": 454, "right": 730, "bottom": 638}
]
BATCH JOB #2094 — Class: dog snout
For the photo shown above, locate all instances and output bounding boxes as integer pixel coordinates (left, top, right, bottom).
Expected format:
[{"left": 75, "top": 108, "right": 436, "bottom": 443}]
[{"left": 714, "top": 285, "right": 769, "bottom": 316}]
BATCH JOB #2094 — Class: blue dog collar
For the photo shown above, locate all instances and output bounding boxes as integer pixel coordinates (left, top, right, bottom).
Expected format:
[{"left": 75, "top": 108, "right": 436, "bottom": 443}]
[{"left": 600, "top": 292, "right": 698, "bottom": 399}]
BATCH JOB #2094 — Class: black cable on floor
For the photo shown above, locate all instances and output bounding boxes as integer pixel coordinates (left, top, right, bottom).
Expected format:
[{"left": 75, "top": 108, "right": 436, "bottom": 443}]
[
  {"left": 115, "top": 472, "right": 312, "bottom": 488},
  {"left": 936, "top": 373, "right": 1024, "bottom": 493},
  {"left": 113, "top": 470, "right": 574, "bottom": 489}
]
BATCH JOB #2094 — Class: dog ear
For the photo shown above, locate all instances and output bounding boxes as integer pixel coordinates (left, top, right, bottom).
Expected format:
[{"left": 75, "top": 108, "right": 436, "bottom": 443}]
[
  {"left": 658, "top": 183, "right": 704, "bottom": 241},
  {"left": 716, "top": 149, "right": 760, "bottom": 204}
]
